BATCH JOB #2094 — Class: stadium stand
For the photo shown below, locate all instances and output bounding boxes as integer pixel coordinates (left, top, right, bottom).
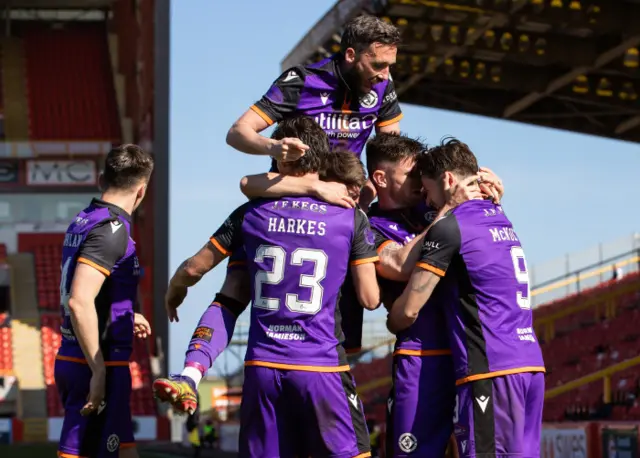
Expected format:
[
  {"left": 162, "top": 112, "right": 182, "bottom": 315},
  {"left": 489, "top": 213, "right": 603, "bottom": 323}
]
[
  {"left": 23, "top": 22, "right": 120, "bottom": 140},
  {"left": 0, "top": 1, "right": 167, "bottom": 444}
]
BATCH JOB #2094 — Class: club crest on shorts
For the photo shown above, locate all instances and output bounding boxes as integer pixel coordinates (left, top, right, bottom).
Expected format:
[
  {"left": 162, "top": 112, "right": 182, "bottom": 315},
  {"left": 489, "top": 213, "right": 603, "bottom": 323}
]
[
  {"left": 398, "top": 432, "right": 417, "bottom": 453},
  {"left": 359, "top": 90, "right": 378, "bottom": 109},
  {"left": 106, "top": 434, "right": 120, "bottom": 452}
]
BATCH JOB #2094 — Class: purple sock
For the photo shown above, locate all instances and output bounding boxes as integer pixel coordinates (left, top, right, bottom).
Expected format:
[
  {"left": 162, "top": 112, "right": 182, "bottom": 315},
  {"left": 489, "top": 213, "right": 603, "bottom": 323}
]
[{"left": 183, "top": 300, "right": 237, "bottom": 375}]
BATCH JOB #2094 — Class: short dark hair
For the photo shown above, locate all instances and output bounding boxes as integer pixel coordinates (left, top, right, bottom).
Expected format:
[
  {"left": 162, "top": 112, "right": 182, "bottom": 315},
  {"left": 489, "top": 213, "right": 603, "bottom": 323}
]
[
  {"left": 365, "top": 133, "right": 424, "bottom": 177},
  {"left": 419, "top": 137, "right": 479, "bottom": 179},
  {"left": 271, "top": 117, "right": 328, "bottom": 174},
  {"left": 103, "top": 144, "right": 154, "bottom": 190},
  {"left": 341, "top": 15, "right": 401, "bottom": 54},
  {"left": 320, "top": 151, "right": 366, "bottom": 190}
]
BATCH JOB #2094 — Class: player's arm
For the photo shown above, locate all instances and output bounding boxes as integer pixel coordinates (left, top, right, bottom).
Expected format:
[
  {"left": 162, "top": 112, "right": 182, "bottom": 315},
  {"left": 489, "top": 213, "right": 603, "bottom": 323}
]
[
  {"left": 166, "top": 204, "right": 247, "bottom": 320},
  {"left": 387, "top": 215, "right": 461, "bottom": 334},
  {"left": 374, "top": 78, "right": 403, "bottom": 135},
  {"left": 239, "top": 173, "right": 355, "bottom": 208},
  {"left": 68, "top": 220, "right": 128, "bottom": 374},
  {"left": 226, "top": 67, "right": 306, "bottom": 157},
  {"left": 376, "top": 231, "right": 430, "bottom": 282},
  {"left": 349, "top": 209, "right": 381, "bottom": 310}
]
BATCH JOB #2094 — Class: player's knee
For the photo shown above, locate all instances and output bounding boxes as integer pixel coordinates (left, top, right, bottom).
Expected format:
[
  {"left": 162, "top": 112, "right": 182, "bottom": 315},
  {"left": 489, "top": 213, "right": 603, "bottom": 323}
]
[{"left": 220, "top": 269, "right": 251, "bottom": 304}]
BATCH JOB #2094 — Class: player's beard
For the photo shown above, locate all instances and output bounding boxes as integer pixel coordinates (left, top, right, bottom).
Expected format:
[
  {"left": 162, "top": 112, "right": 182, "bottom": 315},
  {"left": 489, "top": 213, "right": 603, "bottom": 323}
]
[{"left": 344, "top": 65, "right": 372, "bottom": 94}]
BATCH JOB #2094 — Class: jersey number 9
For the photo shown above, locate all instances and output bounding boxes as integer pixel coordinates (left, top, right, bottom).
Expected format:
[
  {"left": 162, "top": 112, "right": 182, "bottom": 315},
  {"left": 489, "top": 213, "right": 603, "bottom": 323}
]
[{"left": 510, "top": 246, "right": 531, "bottom": 310}]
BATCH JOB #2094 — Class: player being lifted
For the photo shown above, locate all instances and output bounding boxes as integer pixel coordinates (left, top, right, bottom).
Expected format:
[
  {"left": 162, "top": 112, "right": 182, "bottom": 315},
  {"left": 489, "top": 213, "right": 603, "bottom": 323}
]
[
  {"left": 156, "top": 117, "right": 381, "bottom": 458},
  {"left": 56, "top": 145, "right": 154, "bottom": 458},
  {"left": 168, "top": 14, "right": 402, "bottom": 405},
  {"left": 388, "top": 139, "right": 544, "bottom": 458},
  {"left": 227, "top": 14, "right": 403, "bottom": 208}
]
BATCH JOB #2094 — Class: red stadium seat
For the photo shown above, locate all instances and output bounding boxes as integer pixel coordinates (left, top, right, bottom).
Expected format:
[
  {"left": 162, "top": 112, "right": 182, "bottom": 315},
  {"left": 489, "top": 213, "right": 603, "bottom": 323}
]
[
  {"left": 33, "top": 244, "right": 63, "bottom": 311},
  {"left": 23, "top": 22, "right": 120, "bottom": 140},
  {"left": 541, "top": 272, "right": 640, "bottom": 421},
  {"left": 0, "top": 325, "right": 13, "bottom": 374}
]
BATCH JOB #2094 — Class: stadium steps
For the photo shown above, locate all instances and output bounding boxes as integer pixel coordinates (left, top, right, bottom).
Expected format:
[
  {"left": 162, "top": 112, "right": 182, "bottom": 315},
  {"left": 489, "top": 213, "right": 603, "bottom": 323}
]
[
  {"left": 6, "top": 253, "right": 47, "bottom": 417},
  {"left": 11, "top": 317, "right": 47, "bottom": 419},
  {"left": 21, "top": 418, "right": 48, "bottom": 443},
  {"left": 6, "top": 253, "right": 39, "bottom": 321},
  {"left": 1, "top": 38, "right": 30, "bottom": 140},
  {"left": 107, "top": 32, "right": 133, "bottom": 143}
]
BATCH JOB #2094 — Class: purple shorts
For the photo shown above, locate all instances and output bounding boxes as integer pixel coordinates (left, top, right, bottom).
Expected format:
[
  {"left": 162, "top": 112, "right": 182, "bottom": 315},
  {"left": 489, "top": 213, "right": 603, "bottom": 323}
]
[
  {"left": 239, "top": 365, "right": 370, "bottom": 458},
  {"left": 55, "top": 359, "right": 135, "bottom": 457},
  {"left": 453, "top": 372, "right": 544, "bottom": 458}
]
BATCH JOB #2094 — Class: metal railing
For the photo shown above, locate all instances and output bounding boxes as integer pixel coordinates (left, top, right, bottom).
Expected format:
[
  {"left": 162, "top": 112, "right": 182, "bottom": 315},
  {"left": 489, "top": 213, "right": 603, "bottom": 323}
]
[{"left": 530, "top": 233, "right": 640, "bottom": 307}]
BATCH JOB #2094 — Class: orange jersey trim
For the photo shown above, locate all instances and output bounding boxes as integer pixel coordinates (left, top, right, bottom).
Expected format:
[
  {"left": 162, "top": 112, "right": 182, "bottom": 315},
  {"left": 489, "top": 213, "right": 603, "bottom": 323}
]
[
  {"left": 377, "top": 113, "right": 403, "bottom": 127},
  {"left": 456, "top": 366, "right": 546, "bottom": 386},
  {"left": 209, "top": 237, "right": 231, "bottom": 257},
  {"left": 58, "top": 453, "right": 88, "bottom": 458},
  {"left": 394, "top": 348, "right": 452, "bottom": 357},
  {"left": 77, "top": 257, "right": 110, "bottom": 276},
  {"left": 245, "top": 360, "right": 350, "bottom": 372},
  {"left": 416, "top": 262, "right": 446, "bottom": 277},
  {"left": 350, "top": 256, "right": 379, "bottom": 266},
  {"left": 353, "top": 453, "right": 372, "bottom": 458},
  {"left": 55, "top": 354, "right": 129, "bottom": 367},
  {"left": 250, "top": 104, "right": 275, "bottom": 126},
  {"left": 376, "top": 239, "right": 394, "bottom": 254}
]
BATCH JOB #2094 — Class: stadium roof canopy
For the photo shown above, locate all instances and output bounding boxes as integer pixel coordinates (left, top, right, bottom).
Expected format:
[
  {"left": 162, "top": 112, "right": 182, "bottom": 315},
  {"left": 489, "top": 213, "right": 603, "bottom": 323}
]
[{"left": 283, "top": 0, "right": 640, "bottom": 143}]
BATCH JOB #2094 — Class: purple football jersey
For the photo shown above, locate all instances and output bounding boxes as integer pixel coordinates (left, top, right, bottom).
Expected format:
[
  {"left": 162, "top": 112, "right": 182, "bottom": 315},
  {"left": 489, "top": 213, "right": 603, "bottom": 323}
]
[
  {"left": 58, "top": 199, "right": 140, "bottom": 362},
  {"left": 368, "top": 204, "right": 450, "bottom": 353},
  {"left": 252, "top": 55, "right": 403, "bottom": 158},
  {"left": 417, "top": 199, "right": 545, "bottom": 383},
  {"left": 212, "top": 197, "right": 378, "bottom": 370}
]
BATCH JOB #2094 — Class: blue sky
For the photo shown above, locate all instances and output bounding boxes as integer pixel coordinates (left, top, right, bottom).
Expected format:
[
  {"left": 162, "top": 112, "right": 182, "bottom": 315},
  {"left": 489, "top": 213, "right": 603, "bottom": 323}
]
[{"left": 168, "top": 1, "right": 640, "bottom": 375}]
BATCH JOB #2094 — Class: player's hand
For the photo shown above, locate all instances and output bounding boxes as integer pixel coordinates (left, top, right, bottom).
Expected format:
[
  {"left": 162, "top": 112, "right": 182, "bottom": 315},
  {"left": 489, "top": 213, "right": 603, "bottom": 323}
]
[
  {"left": 134, "top": 313, "right": 152, "bottom": 339},
  {"left": 313, "top": 181, "right": 356, "bottom": 208},
  {"left": 165, "top": 286, "right": 188, "bottom": 323},
  {"left": 269, "top": 137, "right": 309, "bottom": 162},
  {"left": 440, "top": 174, "right": 482, "bottom": 215},
  {"left": 358, "top": 180, "right": 377, "bottom": 211},
  {"left": 81, "top": 368, "right": 106, "bottom": 416},
  {"left": 478, "top": 167, "right": 504, "bottom": 204}
]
